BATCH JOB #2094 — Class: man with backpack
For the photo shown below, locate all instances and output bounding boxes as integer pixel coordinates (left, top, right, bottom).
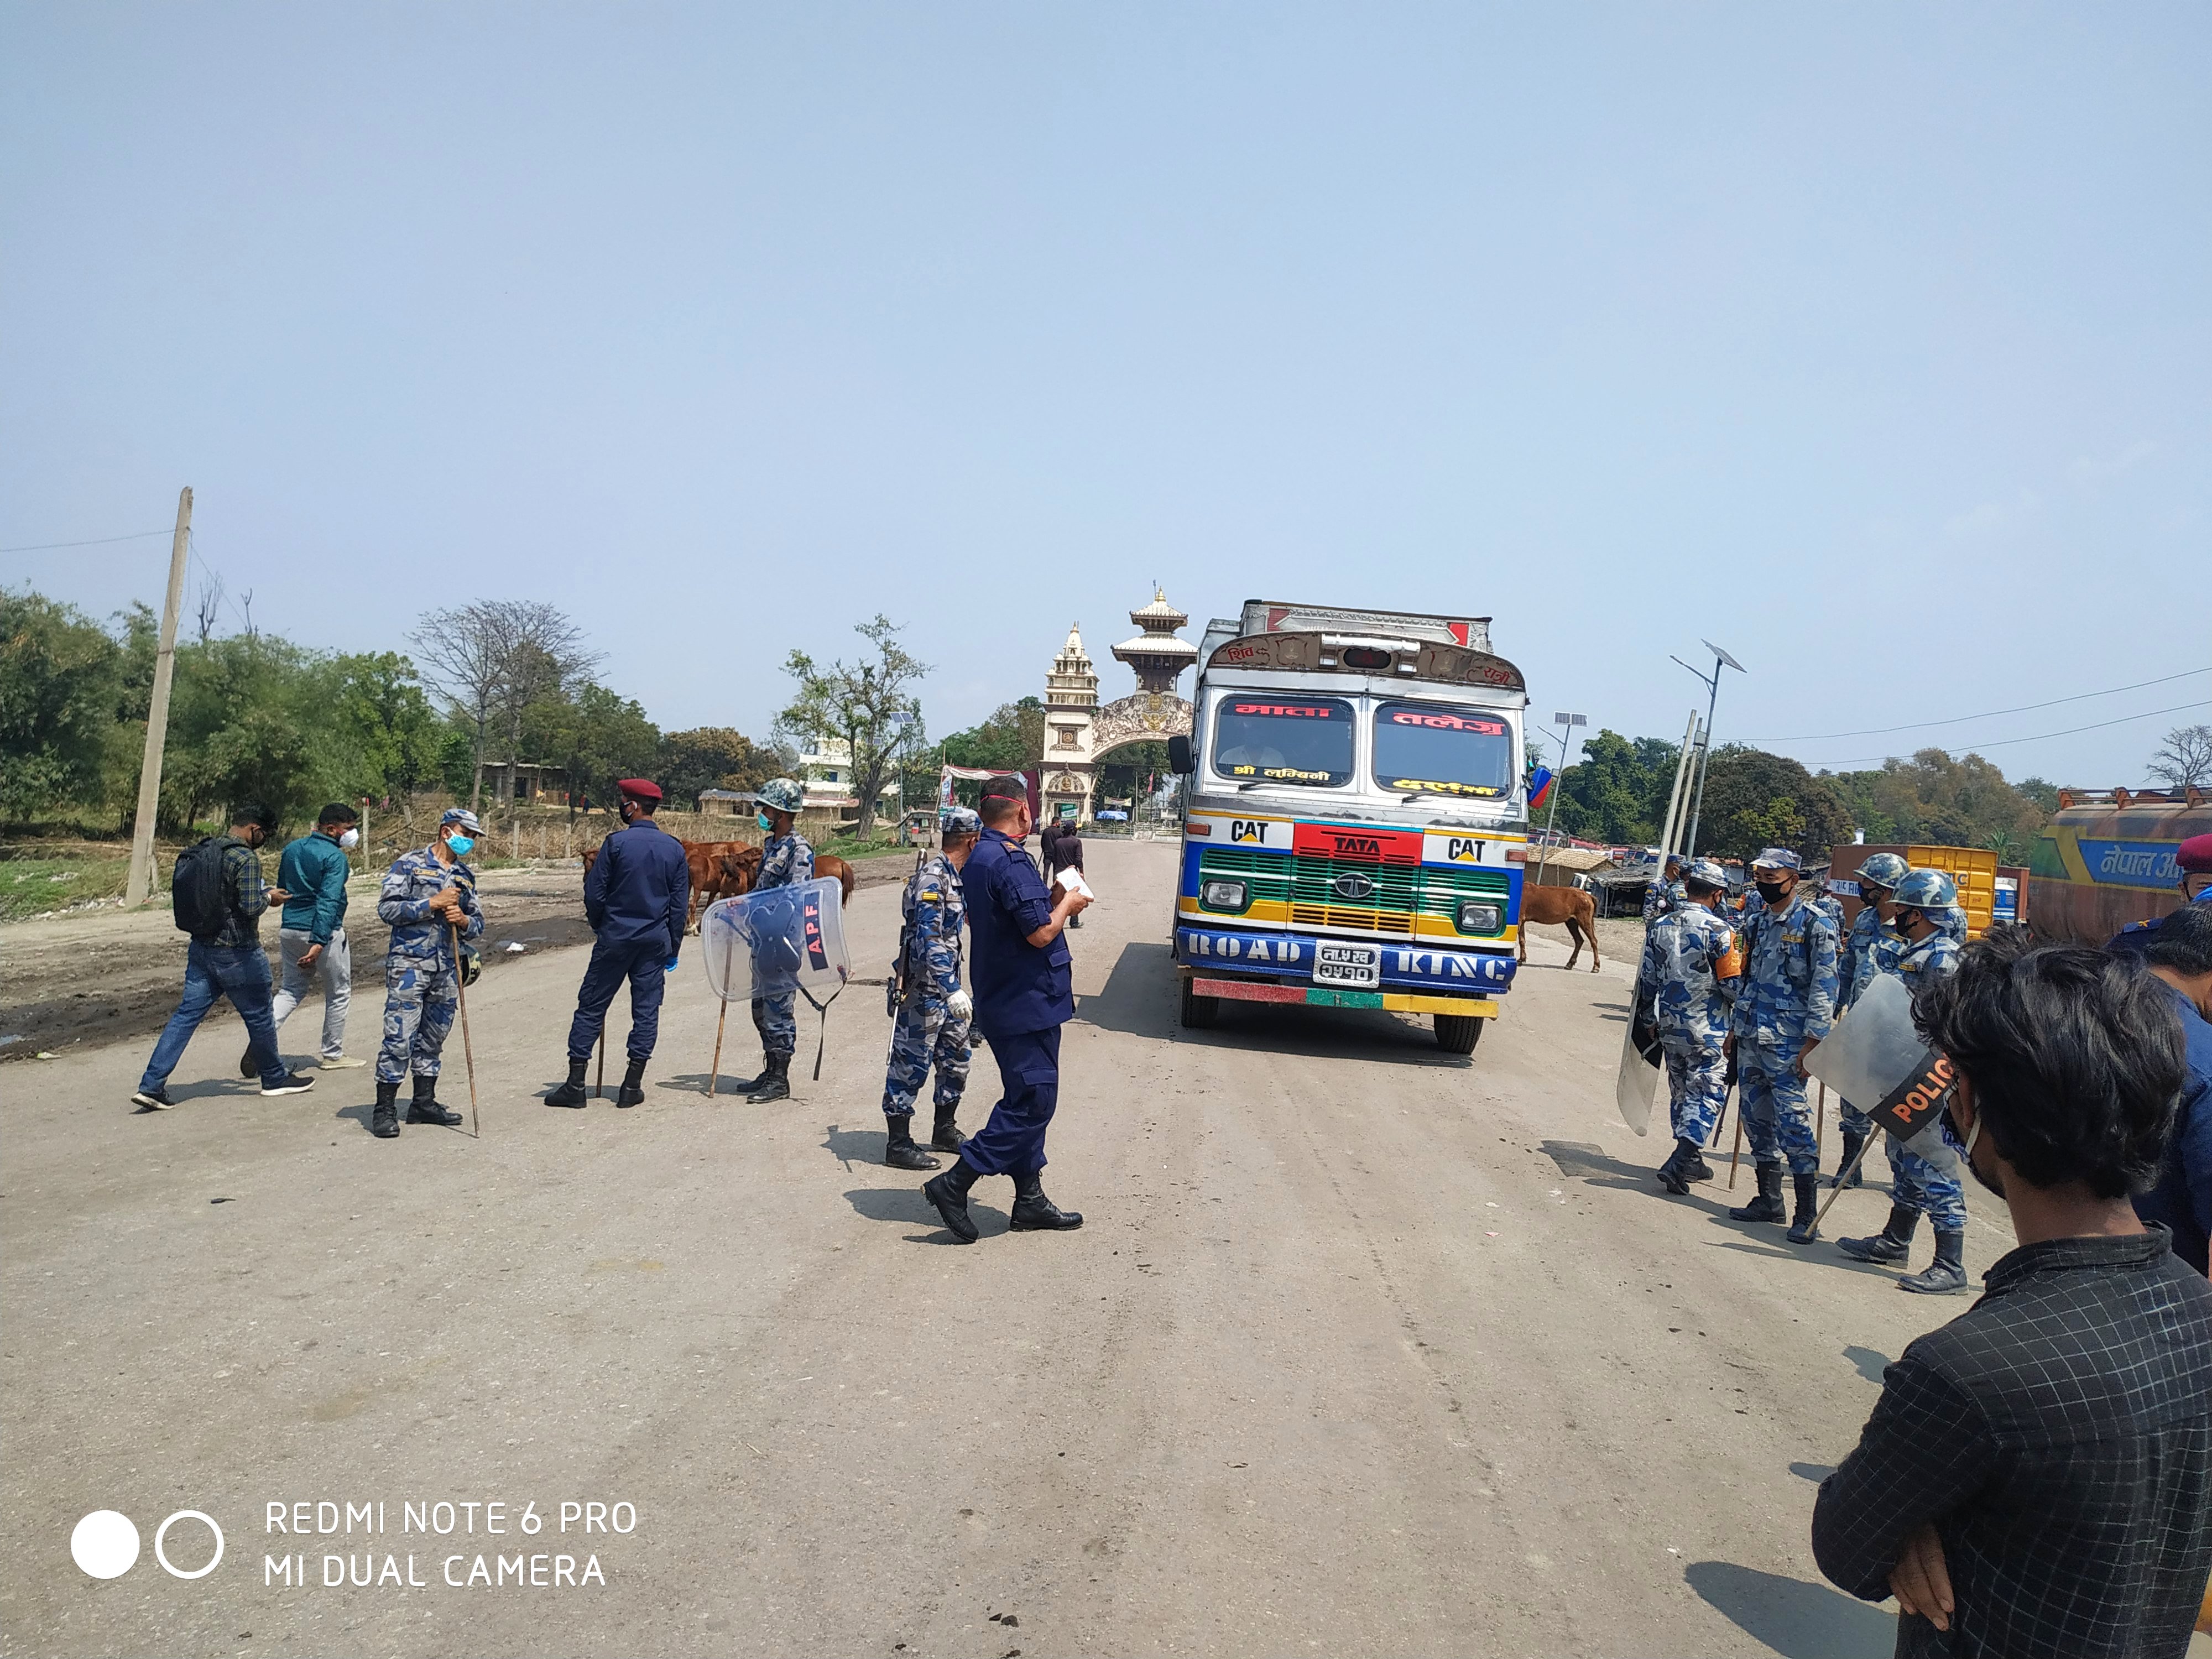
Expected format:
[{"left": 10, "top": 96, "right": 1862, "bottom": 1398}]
[{"left": 132, "top": 804, "right": 319, "bottom": 1109}]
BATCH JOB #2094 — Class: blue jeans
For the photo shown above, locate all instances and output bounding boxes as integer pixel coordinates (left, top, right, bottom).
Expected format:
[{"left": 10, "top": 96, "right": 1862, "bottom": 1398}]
[{"left": 139, "top": 940, "right": 286, "bottom": 1092}]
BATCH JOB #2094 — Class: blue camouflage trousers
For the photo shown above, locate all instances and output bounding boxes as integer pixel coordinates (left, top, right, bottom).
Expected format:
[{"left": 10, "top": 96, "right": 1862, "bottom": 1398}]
[
  {"left": 881, "top": 995, "right": 972, "bottom": 1116},
  {"left": 1739, "top": 1037, "right": 1820, "bottom": 1177},
  {"left": 1838, "top": 1098, "right": 1872, "bottom": 1136},
  {"left": 1662, "top": 1040, "right": 1727, "bottom": 1146},
  {"left": 377, "top": 958, "right": 457, "bottom": 1084},
  {"left": 1891, "top": 1142, "right": 1968, "bottom": 1233},
  {"left": 752, "top": 993, "right": 796, "bottom": 1058}
]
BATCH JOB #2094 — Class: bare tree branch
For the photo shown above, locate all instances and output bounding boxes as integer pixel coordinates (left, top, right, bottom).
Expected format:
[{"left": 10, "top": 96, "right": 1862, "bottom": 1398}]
[{"left": 2147, "top": 723, "right": 2212, "bottom": 791}]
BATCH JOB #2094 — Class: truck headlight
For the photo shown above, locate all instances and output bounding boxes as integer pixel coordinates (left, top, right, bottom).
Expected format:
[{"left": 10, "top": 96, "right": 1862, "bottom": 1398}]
[
  {"left": 1455, "top": 900, "right": 1502, "bottom": 934},
  {"left": 1201, "top": 878, "right": 1249, "bottom": 912}
]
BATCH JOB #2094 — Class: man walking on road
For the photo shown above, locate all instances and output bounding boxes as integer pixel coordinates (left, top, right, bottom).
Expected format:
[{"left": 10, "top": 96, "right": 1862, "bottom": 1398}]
[
  {"left": 921, "top": 775, "right": 1091, "bottom": 1243},
  {"left": 1813, "top": 934, "right": 2212, "bottom": 1657},
  {"left": 1041, "top": 816, "right": 1084, "bottom": 926},
  {"left": 132, "top": 803, "right": 318, "bottom": 1109},
  {"left": 1636, "top": 857, "right": 1743, "bottom": 1194},
  {"left": 878, "top": 807, "right": 980, "bottom": 1169},
  {"left": 251, "top": 802, "right": 365, "bottom": 1074},
  {"left": 369, "top": 806, "right": 483, "bottom": 1139},
  {"left": 547, "top": 779, "right": 690, "bottom": 1110},
  {"left": 1725, "top": 848, "right": 1840, "bottom": 1244}
]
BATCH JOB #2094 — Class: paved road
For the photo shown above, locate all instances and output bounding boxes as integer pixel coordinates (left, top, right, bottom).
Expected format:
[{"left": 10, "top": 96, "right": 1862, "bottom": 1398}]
[{"left": 4, "top": 838, "right": 2196, "bottom": 1658}]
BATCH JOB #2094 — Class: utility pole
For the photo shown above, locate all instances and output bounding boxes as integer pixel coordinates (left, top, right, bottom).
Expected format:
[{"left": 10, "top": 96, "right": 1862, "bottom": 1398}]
[
  {"left": 124, "top": 488, "right": 192, "bottom": 906},
  {"left": 1535, "top": 712, "right": 1587, "bottom": 880}
]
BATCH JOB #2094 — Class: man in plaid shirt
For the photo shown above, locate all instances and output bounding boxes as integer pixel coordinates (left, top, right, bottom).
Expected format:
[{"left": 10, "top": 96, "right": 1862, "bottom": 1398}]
[{"left": 1812, "top": 934, "right": 2212, "bottom": 1656}]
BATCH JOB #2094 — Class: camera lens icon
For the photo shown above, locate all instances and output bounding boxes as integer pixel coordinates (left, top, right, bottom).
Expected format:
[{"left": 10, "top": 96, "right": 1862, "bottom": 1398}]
[{"left": 71, "top": 1510, "right": 223, "bottom": 1580}]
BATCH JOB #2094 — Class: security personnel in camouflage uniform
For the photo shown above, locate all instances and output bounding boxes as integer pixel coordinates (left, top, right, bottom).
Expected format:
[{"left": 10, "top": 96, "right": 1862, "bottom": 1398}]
[
  {"left": 1637, "top": 858, "right": 1744, "bottom": 1194},
  {"left": 1836, "top": 869, "right": 1971, "bottom": 1293},
  {"left": 1645, "top": 853, "right": 1688, "bottom": 927},
  {"left": 732, "top": 777, "right": 813, "bottom": 1104},
  {"left": 371, "top": 807, "right": 484, "bottom": 1139},
  {"left": 879, "top": 808, "right": 982, "bottom": 1170},
  {"left": 1725, "top": 847, "right": 1840, "bottom": 1243},
  {"left": 1827, "top": 851, "right": 1910, "bottom": 1189}
]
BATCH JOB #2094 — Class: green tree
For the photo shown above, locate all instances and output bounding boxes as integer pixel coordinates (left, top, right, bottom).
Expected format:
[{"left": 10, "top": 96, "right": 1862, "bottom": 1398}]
[
  {"left": 1548, "top": 729, "right": 1682, "bottom": 846},
  {"left": 524, "top": 682, "right": 662, "bottom": 819},
  {"left": 159, "top": 633, "right": 327, "bottom": 832},
  {"left": 942, "top": 697, "right": 1044, "bottom": 773},
  {"left": 1695, "top": 745, "right": 1854, "bottom": 865},
  {"left": 0, "top": 589, "right": 124, "bottom": 821},
  {"left": 330, "top": 653, "right": 446, "bottom": 826},
  {"left": 774, "top": 615, "right": 930, "bottom": 836},
  {"left": 659, "top": 726, "right": 780, "bottom": 807}
]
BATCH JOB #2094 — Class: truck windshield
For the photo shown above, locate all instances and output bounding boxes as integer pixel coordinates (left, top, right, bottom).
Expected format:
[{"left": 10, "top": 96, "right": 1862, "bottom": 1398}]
[
  {"left": 1211, "top": 696, "right": 1355, "bottom": 787},
  {"left": 1372, "top": 702, "right": 1515, "bottom": 799}
]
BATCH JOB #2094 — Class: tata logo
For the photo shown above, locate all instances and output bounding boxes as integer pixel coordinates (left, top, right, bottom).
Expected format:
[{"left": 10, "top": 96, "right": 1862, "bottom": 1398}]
[
  {"left": 1332, "top": 872, "right": 1376, "bottom": 901},
  {"left": 1230, "top": 819, "right": 1266, "bottom": 843},
  {"left": 1446, "top": 837, "right": 1485, "bottom": 862},
  {"left": 1331, "top": 833, "right": 1382, "bottom": 858}
]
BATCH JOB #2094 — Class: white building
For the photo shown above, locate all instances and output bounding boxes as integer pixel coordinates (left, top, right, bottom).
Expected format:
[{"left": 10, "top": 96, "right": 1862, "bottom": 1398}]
[{"left": 797, "top": 736, "right": 898, "bottom": 816}]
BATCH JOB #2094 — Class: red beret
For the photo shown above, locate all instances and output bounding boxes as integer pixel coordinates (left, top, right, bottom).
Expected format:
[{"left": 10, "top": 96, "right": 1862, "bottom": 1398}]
[
  {"left": 2178, "top": 833, "right": 2212, "bottom": 875},
  {"left": 617, "top": 778, "right": 662, "bottom": 801}
]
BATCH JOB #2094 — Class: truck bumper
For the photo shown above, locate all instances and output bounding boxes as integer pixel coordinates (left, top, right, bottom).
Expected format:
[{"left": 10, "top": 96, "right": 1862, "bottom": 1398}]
[
  {"left": 1186, "top": 974, "right": 1500, "bottom": 1018},
  {"left": 1173, "top": 925, "right": 1517, "bottom": 1000}
]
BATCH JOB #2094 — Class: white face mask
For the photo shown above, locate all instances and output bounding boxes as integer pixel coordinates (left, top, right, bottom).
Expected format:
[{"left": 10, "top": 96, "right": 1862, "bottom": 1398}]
[{"left": 338, "top": 828, "right": 361, "bottom": 850}]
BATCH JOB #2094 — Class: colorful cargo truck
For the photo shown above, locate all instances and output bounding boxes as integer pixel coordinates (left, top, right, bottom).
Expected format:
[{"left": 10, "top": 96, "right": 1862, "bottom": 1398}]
[
  {"left": 1165, "top": 601, "right": 1528, "bottom": 1054},
  {"left": 2028, "top": 787, "right": 2212, "bottom": 946}
]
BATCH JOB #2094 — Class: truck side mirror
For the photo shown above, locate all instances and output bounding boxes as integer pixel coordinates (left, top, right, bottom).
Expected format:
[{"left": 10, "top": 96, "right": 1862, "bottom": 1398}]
[{"left": 1167, "top": 734, "right": 1194, "bottom": 775}]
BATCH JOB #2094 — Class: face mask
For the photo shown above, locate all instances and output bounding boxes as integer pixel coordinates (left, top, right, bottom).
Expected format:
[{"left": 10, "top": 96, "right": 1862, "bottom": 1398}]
[
  {"left": 447, "top": 834, "right": 475, "bottom": 857},
  {"left": 1754, "top": 880, "right": 1788, "bottom": 904},
  {"left": 757, "top": 812, "right": 774, "bottom": 832},
  {"left": 338, "top": 828, "right": 360, "bottom": 850}
]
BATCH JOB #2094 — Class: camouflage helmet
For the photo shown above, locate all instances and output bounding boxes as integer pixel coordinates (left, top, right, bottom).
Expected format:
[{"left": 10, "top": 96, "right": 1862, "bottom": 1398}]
[
  {"left": 755, "top": 778, "right": 805, "bottom": 815},
  {"left": 1750, "top": 847, "right": 1801, "bottom": 873},
  {"left": 1891, "top": 868, "right": 1958, "bottom": 912},
  {"left": 941, "top": 806, "right": 982, "bottom": 837},
  {"left": 1686, "top": 858, "right": 1729, "bottom": 889},
  {"left": 1857, "top": 852, "right": 1909, "bottom": 893}
]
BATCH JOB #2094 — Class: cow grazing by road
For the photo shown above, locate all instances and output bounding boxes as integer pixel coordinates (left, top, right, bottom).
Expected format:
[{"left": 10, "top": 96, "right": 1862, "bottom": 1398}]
[{"left": 582, "top": 841, "right": 857, "bottom": 931}]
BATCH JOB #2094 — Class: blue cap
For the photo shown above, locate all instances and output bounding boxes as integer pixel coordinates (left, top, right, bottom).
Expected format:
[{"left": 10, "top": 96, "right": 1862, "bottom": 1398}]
[
  {"left": 941, "top": 807, "right": 982, "bottom": 836},
  {"left": 441, "top": 807, "right": 481, "bottom": 833},
  {"left": 1751, "top": 847, "right": 1801, "bottom": 872},
  {"left": 1687, "top": 858, "right": 1729, "bottom": 888}
]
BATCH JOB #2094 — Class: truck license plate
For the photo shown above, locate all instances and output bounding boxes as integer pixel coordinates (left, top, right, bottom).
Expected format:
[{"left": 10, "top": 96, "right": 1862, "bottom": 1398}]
[{"left": 1313, "top": 942, "right": 1380, "bottom": 990}]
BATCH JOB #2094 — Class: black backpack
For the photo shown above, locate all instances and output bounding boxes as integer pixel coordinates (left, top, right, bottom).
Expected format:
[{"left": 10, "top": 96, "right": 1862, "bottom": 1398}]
[{"left": 171, "top": 835, "right": 239, "bottom": 938}]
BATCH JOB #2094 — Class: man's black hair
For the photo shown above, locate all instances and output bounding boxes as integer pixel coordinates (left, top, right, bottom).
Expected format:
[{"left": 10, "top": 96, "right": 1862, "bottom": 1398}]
[
  {"left": 231, "top": 802, "right": 276, "bottom": 832},
  {"left": 317, "top": 802, "right": 359, "bottom": 827},
  {"left": 2145, "top": 904, "right": 2212, "bottom": 978},
  {"left": 1913, "top": 936, "right": 2183, "bottom": 1198},
  {"left": 979, "top": 776, "right": 1027, "bottom": 823}
]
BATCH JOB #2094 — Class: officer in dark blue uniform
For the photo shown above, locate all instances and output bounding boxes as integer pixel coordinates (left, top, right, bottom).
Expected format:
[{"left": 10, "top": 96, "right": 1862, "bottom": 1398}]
[
  {"left": 547, "top": 778, "right": 691, "bottom": 1109},
  {"left": 2107, "top": 833, "right": 2212, "bottom": 961},
  {"left": 921, "top": 774, "right": 1092, "bottom": 1242}
]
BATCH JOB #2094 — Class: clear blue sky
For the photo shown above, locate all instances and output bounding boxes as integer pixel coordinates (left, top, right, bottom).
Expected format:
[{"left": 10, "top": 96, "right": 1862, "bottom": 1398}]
[{"left": 4, "top": 5, "right": 2206, "bottom": 786}]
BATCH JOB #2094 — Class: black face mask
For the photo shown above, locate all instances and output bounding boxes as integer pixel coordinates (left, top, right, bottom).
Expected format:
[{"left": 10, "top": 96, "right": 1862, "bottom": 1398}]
[{"left": 1755, "top": 880, "right": 1789, "bottom": 904}]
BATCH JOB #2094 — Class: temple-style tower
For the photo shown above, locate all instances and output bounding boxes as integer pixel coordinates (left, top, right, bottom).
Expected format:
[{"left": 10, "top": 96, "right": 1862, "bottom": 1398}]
[
  {"left": 1041, "top": 624, "right": 1099, "bottom": 823},
  {"left": 1112, "top": 588, "right": 1199, "bottom": 692}
]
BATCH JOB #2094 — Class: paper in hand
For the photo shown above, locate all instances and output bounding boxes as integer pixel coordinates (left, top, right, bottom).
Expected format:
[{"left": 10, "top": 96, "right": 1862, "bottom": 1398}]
[{"left": 1053, "top": 867, "right": 1094, "bottom": 900}]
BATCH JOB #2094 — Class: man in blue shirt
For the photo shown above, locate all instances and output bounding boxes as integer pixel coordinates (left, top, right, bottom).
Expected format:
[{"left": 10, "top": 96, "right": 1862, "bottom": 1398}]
[
  {"left": 549, "top": 779, "right": 692, "bottom": 1110},
  {"left": 257, "top": 802, "right": 364, "bottom": 1072},
  {"left": 922, "top": 775, "right": 1092, "bottom": 1243},
  {"left": 2133, "top": 904, "right": 2212, "bottom": 1275}
]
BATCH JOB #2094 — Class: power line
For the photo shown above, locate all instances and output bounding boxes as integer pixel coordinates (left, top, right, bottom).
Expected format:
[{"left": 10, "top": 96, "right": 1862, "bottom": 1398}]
[
  {"left": 0, "top": 528, "right": 175, "bottom": 554},
  {"left": 1803, "top": 699, "right": 2212, "bottom": 770},
  {"left": 1742, "top": 666, "right": 2212, "bottom": 743}
]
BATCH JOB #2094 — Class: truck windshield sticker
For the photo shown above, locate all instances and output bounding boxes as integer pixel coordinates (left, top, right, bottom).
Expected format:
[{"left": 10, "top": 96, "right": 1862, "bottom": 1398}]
[
  {"left": 1372, "top": 701, "right": 1515, "bottom": 798},
  {"left": 1212, "top": 696, "right": 1354, "bottom": 788}
]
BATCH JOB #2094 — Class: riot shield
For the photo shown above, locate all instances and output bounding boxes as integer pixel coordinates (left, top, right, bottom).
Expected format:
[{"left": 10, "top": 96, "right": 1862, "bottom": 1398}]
[
  {"left": 701, "top": 878, "right": 851, "bottom": 1005},
  {"left": 1615, "top": 1017, "right": 1660, "bottom": 1136},
  {"left": 1803, "top": 973, "right": 1961, "bottom": 1178}
]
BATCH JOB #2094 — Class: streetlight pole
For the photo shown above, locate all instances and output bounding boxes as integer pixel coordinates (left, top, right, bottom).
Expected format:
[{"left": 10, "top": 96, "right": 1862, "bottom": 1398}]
[
  {"left": 1669, "top": 640, "right": 1744, "bottom": 858},
  {"left": 1537, "top": 711, "right": 1587, "bottom": 879}
]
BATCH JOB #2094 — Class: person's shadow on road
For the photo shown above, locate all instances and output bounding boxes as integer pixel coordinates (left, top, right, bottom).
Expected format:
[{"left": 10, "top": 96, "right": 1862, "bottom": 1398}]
[
  {"left": 1684, "top": 1561, "right": 1897, "bottom": 1658},
  {"left": 841, "top": 1184, "right": 1008, "bottom": 1244}
]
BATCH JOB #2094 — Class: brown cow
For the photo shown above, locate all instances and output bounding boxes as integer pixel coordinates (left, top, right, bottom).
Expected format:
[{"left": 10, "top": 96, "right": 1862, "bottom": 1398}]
[
  {"left": 581, "top": 840, "right": 859, "bottom": 931},
  {"left": 1518, "top": 883, "right": 1602, "bottom": 972}
]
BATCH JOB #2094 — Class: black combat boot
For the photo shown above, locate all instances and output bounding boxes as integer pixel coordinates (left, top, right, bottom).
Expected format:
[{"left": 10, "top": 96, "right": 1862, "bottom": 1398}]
[
  {"left": 1827, "top": 1128, "right": 1867, "bottom": 1190},
  {"left": 372, "top": 1080, "right": 400, "bottom": 1139},
  {"left": 407, "top": 1074, "right": 462, "bottom": 1127},
  {"left": 1683, "top": 1145, "right": 1715, "bottom": 1183},
  {"left": 922, "top": 1159, "right": 982, "bottom": 1244},
  {"left": 726, "top": 1056, "right": 773, "bottom": 1094},
  {"left": 547, "top": 1056, "right": 591, "bottom": 1108},
  {"left": 1898, "top": 1230, "right": 1968, "bottom": 1295},
  {"left": 1728, "top": 1164, "right": 1787, "bottom": 1224},
  {"left": 745, "top": 1053, "right": 791, "bottom": 1104},
  {"left": 1784, "top": 1173, "right": 1824, "bottom": 1245},
  {"left": 1656, "top": 1138, "right": 1698, "bottom": 1195},
  {"left": 614, "top": 1057, "right": 646, "bottom": 1109},
  {"left": 930, "top": 1104, "right": 966, "bottom": 1152},
  {"left": 1838, "top": 1204, "right": 1919, "bottom": 1264},
  {"left": 1009, "top": 1170, "right": 1083, "bottom": 1232},
  {"left": 884, "top": 1113, "right": 941, "bottom": 1170}
]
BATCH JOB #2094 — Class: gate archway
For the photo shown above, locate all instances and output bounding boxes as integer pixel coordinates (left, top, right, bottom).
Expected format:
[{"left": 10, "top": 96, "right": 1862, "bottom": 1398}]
[{"left": 1038, "top": 589, "right": 1196, "bottom": 823}]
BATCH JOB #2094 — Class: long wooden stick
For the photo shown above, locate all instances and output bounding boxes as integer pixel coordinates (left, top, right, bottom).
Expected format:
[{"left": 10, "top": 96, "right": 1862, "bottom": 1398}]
[
  {"left": 1815, "top": 1080, "right": 1827, "bottom": 1158},
  {"left": 708, "top": 997, "right": 728, "bottom": 1097},
  {"left": 450, "top": 922, "right": 479, "bottom": 1138},
  {"left": 594, "top": 1032, "right": 606, "bottom": 1100},
  {"left": 1727, "top": 1100, "right": 1746, "bottom": 1188},
  {"left": 1812, "top": 1134, "right": 1881, "bottom": 1232}
]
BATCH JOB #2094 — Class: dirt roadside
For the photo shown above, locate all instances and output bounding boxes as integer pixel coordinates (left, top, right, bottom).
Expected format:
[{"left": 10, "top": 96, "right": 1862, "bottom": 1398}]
[{"left": 0, "top": 856, "right": 912, "bottom": 1062}]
